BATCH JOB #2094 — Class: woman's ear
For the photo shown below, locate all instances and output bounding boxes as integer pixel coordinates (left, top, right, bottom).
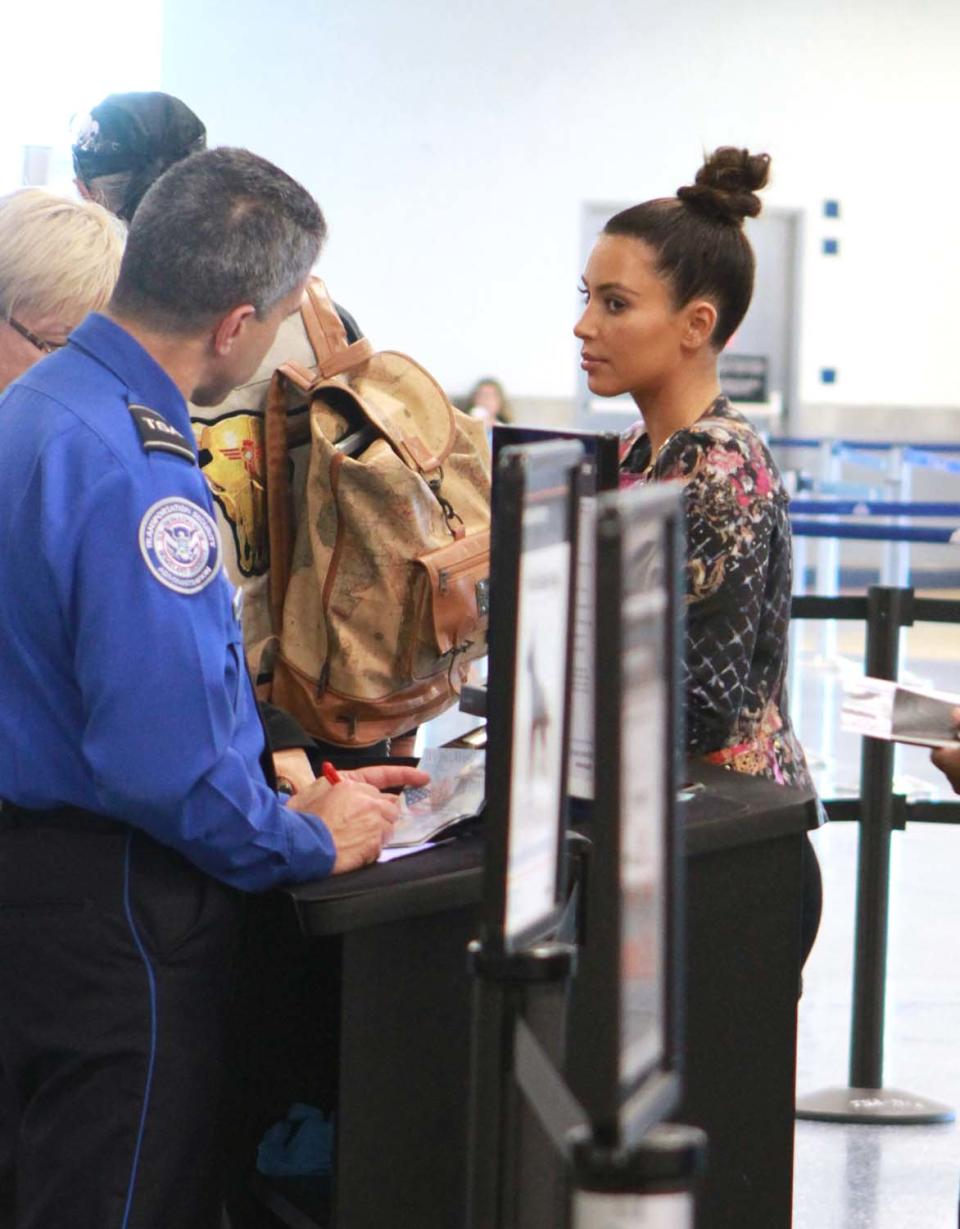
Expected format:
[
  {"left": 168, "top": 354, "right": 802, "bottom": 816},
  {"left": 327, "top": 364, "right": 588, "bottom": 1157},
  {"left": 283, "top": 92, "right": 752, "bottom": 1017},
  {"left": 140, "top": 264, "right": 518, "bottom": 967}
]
[{"left": 683, "top": 299, "right": 718, "bottom": 352}]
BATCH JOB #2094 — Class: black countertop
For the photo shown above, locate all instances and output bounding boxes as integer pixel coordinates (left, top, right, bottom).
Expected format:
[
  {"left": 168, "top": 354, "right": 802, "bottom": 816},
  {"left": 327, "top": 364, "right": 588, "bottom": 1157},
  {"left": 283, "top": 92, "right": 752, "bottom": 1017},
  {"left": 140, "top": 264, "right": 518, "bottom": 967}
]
[{"left": 284, "top": 765, "right": 821, "bottom": 937}]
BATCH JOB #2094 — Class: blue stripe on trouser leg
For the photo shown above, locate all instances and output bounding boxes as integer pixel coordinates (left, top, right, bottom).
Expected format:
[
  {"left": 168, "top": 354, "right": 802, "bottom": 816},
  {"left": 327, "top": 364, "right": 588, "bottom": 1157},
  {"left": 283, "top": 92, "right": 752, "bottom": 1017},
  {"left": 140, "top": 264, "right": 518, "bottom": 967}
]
[{"left": 120, "top": 832, "right": 159, "bottom": 1229}]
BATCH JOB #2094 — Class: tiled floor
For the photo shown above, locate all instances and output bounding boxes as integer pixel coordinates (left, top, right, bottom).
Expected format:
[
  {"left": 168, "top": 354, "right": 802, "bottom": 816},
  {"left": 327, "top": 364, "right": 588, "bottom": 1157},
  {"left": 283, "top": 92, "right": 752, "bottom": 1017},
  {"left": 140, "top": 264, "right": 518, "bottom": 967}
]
[{"left": 793, "top": 611, "right": 960, "bottom": 1229}]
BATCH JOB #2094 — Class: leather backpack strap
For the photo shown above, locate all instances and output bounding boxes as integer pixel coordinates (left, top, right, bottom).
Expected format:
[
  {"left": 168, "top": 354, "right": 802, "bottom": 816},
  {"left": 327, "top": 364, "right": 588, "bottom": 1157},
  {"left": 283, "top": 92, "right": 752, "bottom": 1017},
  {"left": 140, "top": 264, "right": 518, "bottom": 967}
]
[
  {"left": 300, "top": 278, "right": 347, "bottom": 364},
  {"left": 265, "top": 369, "right": 294, "bottom": 636},
  {"left": 301, "top": 278, "right": 373, "bottom": 379}
]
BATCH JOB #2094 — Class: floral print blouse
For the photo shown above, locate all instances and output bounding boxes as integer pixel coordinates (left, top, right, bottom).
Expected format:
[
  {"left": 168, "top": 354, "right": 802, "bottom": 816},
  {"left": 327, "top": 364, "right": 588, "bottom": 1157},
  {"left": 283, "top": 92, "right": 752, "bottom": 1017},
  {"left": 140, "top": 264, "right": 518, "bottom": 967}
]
[{"left": 620, "top": 396, "right": 812, "bottom": 790}]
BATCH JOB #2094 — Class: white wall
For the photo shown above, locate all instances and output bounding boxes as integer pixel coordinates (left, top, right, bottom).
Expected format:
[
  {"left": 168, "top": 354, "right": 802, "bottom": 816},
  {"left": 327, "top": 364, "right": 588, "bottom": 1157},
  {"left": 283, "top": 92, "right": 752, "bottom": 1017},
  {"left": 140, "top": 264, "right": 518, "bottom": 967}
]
[
  {"left": 0, "top": 2, "right": 162, "bottom": 194},
  {"left": 162, "top": 0, "right": 960, "bottom": 413}
]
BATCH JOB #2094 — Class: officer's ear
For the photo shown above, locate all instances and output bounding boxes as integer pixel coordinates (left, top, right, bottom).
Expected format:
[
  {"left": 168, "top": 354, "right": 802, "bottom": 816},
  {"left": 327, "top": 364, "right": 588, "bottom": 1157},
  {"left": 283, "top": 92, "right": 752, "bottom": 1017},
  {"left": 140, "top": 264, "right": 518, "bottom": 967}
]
[{"left": 212, "top": 304, "right": 258, "bottom": 356}]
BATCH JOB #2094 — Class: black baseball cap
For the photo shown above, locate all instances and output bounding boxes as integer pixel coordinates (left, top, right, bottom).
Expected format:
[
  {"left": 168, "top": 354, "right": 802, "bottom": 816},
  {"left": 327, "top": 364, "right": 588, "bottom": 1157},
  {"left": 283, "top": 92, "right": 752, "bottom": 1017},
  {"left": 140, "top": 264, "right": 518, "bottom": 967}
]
[{"left": 72, "top": 92, "right": 206, "bottom": 218}]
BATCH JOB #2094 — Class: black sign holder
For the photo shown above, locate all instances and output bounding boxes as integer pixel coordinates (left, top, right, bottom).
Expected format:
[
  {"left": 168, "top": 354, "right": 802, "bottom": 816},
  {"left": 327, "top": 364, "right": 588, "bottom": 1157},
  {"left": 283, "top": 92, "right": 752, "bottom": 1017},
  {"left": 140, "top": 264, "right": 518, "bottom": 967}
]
[
  {"left": 492, "top": 424, "right": 621, "bottom": 819},
  {"left": 467, "top": 472, "right": 703, "bottom": 1229},
  {"left": 480, "top": 439, "right": 582, "bottom": 953},
  {"left": 491, "top": 424, "right": 620, "bottom": 491},
  {"left": 571, "top": 482, "right": 687, "bottom": 1146},
  {"left": 468, "top": 438, "right": 583, "bottom": 1229}
]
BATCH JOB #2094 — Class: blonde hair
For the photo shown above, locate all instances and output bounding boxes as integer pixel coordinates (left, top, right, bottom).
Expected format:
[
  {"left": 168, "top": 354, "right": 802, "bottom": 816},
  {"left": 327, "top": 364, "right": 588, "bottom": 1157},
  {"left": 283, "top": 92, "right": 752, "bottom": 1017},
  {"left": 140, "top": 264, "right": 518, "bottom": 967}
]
[{"left": 0, "top": 189, "right": 124, "bottom": 326}]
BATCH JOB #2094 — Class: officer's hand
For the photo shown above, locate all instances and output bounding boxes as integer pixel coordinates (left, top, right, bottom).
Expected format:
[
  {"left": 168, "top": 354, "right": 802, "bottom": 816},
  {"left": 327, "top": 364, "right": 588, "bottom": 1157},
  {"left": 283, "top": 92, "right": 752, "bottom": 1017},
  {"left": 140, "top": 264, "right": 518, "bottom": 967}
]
[
  {"left": 931, "top": 708, "right": 960, "bottom": 794},
  {"left": 288, "top": 779, "right": 400, "bottom": 874},
  {"left": 339, "top": 765, "right": 430, "bottom": 792}
]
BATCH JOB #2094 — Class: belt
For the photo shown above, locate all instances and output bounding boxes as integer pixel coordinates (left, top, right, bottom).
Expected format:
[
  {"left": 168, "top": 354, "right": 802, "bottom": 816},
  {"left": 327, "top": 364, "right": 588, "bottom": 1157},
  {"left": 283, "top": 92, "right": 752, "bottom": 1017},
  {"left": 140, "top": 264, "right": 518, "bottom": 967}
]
[{"left": 0, "top": 802, "right": 127, "bottom": 834}]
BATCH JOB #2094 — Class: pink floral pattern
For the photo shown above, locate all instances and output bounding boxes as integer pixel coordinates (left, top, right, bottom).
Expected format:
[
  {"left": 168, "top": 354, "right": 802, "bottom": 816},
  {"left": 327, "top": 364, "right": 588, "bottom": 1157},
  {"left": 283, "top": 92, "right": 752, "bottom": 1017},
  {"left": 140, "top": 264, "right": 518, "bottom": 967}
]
[{"left": 620, "top": 396, "right": 812, "bottom": 790}]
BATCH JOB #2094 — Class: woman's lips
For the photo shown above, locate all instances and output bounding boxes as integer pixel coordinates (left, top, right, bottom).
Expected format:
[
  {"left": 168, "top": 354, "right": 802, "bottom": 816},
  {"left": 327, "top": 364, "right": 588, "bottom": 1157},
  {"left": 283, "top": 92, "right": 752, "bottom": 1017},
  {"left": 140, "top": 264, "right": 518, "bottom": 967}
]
[{"left": 580, "top": 353, "right": 605, "bottom": 372}]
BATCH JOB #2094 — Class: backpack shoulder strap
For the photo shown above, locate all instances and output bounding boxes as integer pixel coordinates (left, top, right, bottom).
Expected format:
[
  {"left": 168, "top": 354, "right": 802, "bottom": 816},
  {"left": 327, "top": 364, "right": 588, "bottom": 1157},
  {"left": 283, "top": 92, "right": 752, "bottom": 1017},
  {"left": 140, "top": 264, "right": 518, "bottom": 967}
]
[
  {"left": 265, "top": 370, "right": 294, "bottom": 635},
  {"left": 301, "top": 278, "right": 373, "bottom": 378}
]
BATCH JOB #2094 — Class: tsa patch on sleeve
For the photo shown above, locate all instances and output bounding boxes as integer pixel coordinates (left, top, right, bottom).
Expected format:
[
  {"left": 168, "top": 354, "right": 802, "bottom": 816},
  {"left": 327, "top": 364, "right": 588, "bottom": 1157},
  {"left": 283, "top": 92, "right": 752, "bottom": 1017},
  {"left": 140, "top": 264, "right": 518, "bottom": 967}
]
[{"left": 139, "top": 498, "right": 222, "bottom": 595}]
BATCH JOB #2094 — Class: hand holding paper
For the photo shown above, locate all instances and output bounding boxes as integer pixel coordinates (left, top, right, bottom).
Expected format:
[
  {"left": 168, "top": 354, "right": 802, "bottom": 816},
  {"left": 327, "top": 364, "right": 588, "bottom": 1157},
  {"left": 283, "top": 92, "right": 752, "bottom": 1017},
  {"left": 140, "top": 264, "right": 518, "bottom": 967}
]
[{"left": 931, "top": 707, "right": 960, "bottom": 793}]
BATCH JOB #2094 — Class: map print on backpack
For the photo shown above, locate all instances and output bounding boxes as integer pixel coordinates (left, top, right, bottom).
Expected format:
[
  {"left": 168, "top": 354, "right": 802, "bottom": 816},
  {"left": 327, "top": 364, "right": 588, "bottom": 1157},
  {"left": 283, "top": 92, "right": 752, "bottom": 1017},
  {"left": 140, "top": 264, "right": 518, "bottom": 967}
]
[{"left": 265, "top": 282, "right": 492, "bottom": 748}]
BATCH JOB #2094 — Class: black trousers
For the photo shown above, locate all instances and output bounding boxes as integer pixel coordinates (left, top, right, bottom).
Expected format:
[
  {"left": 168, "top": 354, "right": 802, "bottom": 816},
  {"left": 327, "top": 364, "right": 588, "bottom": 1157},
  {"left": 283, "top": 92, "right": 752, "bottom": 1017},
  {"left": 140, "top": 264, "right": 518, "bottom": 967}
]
[{"left": 0, "top": 814, "right": 244, "bottom": 1229}]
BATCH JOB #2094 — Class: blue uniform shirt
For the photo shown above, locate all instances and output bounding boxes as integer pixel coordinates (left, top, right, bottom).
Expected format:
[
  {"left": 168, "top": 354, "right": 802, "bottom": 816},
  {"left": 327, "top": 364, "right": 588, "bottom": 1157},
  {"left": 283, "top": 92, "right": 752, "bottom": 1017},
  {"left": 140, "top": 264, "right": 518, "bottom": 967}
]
[{"left": 0, "top": 314, "right": 336, "bottom": 890}]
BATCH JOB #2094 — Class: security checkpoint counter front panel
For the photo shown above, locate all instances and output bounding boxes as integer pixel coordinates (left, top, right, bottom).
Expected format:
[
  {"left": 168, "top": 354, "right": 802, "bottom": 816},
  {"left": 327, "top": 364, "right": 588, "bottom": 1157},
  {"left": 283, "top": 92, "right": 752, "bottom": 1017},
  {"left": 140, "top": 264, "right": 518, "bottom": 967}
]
[{"left": 281, "top": 770, "right": 820, "bottom": 1229}]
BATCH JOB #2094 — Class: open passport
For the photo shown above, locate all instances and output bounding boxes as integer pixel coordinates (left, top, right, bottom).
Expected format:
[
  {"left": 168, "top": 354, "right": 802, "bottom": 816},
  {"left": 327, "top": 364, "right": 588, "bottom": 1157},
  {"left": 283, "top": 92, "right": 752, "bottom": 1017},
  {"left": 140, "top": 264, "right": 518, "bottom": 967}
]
[{"left": 385, "top": 747, "right": 485, "bottom": 849}]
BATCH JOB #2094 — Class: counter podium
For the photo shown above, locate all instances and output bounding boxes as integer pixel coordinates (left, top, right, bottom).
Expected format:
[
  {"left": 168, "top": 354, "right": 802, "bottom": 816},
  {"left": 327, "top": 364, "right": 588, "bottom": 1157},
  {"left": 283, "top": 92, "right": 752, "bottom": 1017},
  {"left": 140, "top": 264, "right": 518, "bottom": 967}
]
[{"left": 278, "top": 767, "right": 819, "bottom": 1229}]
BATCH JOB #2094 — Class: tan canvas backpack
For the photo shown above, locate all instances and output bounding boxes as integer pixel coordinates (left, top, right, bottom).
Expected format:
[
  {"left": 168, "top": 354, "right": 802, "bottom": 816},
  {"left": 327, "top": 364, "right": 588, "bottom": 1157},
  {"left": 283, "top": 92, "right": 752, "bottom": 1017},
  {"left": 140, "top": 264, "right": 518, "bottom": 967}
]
[{"left": 263, "top": 281, "right": 491, "bottom": 748}]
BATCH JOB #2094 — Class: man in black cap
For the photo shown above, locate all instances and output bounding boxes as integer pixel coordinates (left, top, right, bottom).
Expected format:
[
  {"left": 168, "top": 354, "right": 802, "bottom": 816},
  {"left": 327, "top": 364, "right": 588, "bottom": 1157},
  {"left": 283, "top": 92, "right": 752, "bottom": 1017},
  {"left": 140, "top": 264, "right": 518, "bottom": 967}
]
[{"left": 73, "top": 91, "right": 207, "bottom": 222}]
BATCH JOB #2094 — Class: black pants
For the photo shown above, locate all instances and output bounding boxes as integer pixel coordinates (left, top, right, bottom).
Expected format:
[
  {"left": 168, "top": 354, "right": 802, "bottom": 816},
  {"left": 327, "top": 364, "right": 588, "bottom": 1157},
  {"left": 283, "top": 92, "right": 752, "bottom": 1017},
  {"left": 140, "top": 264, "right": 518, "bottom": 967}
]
[
  {"left": 0, "top": 814, "right": 244, "bottom": 1229},
  {"left": 800, "top": 832, "right": 823, "bottom": 969}
]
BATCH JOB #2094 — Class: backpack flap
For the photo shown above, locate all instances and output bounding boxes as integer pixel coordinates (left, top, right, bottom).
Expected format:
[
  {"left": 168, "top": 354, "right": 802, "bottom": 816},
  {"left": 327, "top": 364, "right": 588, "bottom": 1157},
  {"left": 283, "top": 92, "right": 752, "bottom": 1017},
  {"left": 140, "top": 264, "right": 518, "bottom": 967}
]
[
  {"left": 413, "top": 529, "right": 490, "bottom": 669},
  {"left": 347, "top": 352, "right": 457, "bottom": 475}
]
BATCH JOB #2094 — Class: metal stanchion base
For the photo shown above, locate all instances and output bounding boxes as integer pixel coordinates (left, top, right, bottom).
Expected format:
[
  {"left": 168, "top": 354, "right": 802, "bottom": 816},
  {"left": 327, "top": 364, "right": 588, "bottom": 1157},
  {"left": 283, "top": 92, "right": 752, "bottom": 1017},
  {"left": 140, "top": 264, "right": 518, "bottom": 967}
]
[{"left": 796, "top": 1086, "right": 955, "bottom": 1124}]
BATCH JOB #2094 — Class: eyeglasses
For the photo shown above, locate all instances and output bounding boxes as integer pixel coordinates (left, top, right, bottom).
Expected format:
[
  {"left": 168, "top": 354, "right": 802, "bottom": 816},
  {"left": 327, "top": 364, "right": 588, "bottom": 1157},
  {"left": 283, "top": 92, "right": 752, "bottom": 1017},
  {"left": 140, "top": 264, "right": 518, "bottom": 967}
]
[{"left": 6, "top": 317, "right": 67, "bottom": 355}]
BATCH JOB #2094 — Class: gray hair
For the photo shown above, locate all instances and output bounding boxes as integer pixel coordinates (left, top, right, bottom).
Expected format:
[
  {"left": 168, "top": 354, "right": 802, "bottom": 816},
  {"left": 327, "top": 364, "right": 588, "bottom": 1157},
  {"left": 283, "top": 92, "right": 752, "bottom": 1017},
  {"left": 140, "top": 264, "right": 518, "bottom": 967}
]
[
  {"left": 83, "top": 172, "right": 135, "bottom": 223},
  {"left": 110, "top": 147, "right": 326, "bottom": 333}
]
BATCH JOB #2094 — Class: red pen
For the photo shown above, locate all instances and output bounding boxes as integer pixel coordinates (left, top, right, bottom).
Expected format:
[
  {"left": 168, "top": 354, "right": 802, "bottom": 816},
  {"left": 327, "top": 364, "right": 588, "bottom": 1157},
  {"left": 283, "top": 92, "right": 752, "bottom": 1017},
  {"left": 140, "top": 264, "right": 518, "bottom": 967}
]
[{"left": 321, "top": 760, "right": 342, "bottom": 786}]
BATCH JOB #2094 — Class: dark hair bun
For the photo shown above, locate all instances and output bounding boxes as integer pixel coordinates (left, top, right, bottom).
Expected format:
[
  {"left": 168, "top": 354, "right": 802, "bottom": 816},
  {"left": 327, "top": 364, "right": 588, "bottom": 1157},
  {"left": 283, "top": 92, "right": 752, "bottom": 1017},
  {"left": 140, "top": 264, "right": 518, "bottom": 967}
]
[{"left": 677, "top": 147, "right": 770, "bottom": 225}]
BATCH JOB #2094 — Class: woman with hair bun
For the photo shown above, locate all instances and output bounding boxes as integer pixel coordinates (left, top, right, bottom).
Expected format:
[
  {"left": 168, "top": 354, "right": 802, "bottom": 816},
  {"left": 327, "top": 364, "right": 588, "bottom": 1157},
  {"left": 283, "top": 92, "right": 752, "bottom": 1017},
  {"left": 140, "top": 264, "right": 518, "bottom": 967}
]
[
  {"left": 576, "top": 148, "right": 822, "bottom": 969},
  {"left": 575, "top": 147, "right": 811, "bottom": 792}
]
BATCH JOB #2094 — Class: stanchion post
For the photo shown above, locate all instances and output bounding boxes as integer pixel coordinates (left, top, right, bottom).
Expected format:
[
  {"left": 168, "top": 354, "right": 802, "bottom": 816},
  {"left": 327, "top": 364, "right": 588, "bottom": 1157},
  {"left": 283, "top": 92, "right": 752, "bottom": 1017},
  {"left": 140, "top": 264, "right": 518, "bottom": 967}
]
[
  {"left": 796, "top": 584, "right": 954, "bottom": 1123},
  {"left": 465, "top": 941, "right": 577, "bottom": 1229},
  {"left": 848, "top": 585, "right": 911, "bottom": 1088}
]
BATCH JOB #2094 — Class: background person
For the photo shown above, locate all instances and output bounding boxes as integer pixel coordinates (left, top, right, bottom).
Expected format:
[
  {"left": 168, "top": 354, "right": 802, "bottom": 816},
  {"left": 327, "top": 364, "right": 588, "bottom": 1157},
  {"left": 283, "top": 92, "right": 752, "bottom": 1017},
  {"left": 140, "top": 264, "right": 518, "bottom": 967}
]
[
  {"left": 0, "top": 146, "right": 426, "bottom": 1229},
  {"left": 575, "top": 146, "right": 821, "bottom": 962},
  {"left": 0, "top": 182, "right": 124, "bottom": 1221},
  {"left": 463, "top": 374, "right": 513, "bottom": 431},
  {"left": 72, "top": 90, "right": 207, "bottom": 223},
  {"left": 0, "top": 188, "right": 123, "bottom": 390}
]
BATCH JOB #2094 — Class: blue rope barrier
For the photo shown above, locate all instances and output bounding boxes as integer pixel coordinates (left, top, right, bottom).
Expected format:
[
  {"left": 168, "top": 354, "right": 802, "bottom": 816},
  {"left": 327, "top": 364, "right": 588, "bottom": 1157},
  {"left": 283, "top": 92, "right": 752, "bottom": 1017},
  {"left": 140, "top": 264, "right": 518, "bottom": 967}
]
[
  {"left": 832, "top": 440, "right": 902, "bottom": 453},
  {"left": 904, "top": 449, "right": 960, "bottom": 475},
  {"left": 769, "top": 436, "right": 960, "bottom": 454},
  {"left": 790, "top": 499, "right": 960, "bottom": 518},
  {"left": 830, "top": 447, "right": 896, "bottom": 473},
  {"left": 791, "top": 519, "right": 960, "bottom": 544},
  {"left": 807, "top": 482, "right": 885, "bottom": 500}
]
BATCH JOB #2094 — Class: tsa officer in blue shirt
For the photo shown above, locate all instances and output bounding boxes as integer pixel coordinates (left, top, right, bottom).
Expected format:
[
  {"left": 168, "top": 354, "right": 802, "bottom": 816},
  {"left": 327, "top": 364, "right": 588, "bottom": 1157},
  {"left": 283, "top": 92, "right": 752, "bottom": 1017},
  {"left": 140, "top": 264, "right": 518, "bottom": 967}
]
[{"left": 0, "top": 147, "right": 426, "bottom": 1229}]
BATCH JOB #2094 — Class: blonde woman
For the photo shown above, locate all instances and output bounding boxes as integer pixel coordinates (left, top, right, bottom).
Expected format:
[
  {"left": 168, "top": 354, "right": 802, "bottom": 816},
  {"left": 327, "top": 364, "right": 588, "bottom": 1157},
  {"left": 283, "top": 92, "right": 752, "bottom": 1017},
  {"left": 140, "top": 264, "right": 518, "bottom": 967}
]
[{"left": 0, "top": 188, "right": 123, "bottom": 391}]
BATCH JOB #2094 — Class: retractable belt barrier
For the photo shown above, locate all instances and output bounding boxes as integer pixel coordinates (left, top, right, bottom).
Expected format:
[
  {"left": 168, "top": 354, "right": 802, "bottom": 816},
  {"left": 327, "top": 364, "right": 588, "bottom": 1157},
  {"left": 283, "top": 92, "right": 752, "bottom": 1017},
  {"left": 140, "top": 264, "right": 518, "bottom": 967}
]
[
  {"left": 769, "top": 437, "right": 960, "bottom": 455},
  {"left": 903, "top": 448, "right": 960, "bottom": 476},
  {"left": 790, "top": 499, "right": 960, "bottom": 519},
  {"left": 829, "top": 446, "right": 896, "bottom": 474},
  {"left": 793, "top": 587, "right": 960, "bottom": 1125},
  {"left": 791, "top": 519, "right": 960, "bottom": 545}
]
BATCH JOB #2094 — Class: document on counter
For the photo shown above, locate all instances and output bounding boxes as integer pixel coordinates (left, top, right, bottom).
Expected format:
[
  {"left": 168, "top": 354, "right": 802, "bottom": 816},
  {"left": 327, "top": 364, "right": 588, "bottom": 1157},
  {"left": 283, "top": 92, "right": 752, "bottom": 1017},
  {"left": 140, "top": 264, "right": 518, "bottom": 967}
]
[
  {"left": 841, "top": 675, "right": 960, "bottom": 748},
  {"left": 378, "top": 839, "right": 454, "bottom": 863},
  {"left": 384, "top": 747, "right": 485, "bottom": 849}
]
